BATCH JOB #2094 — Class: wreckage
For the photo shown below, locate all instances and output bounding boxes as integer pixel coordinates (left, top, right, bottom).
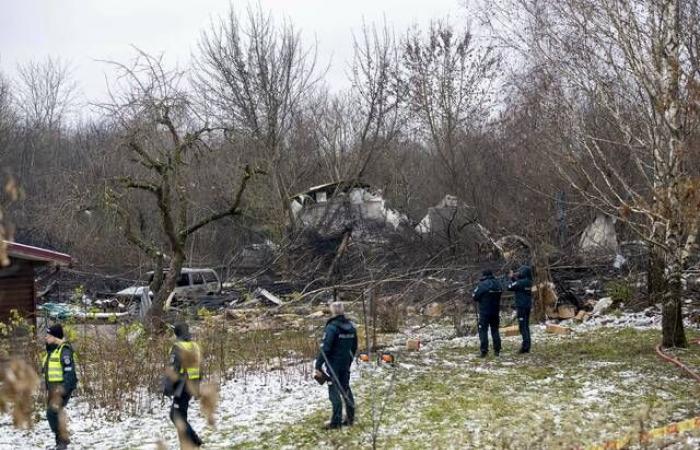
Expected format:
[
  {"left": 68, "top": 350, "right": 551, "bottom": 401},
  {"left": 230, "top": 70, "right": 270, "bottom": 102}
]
[{"left": 290, "top": 181, "right": 407, "bottom": 240}]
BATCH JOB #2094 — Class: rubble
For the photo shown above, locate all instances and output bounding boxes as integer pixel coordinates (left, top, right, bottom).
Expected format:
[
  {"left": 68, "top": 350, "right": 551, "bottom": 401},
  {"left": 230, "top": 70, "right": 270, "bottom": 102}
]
[
  {"left": 574, "top": 310, "right": 591, "bottom": 322},
  {"left": 289, "top": 181, "right": 407, "bottom": 240},
  {"left": 406, "top": 339, "right": 421, "bottom": 351},
  {"left": 592, "top": 297, "right": 614, "bottom": 316},
  {"left": 253, "top": 288, "right": 283, "bottom": 306},
  {"left": 423, "top": 302, "right": 444, "bottom": 318},
  {"left": 579, "top": 214, "right": 618, "bottom": 254},
  {"left": 306, "top": 310, "right": 325, "bottom": 319},
  {"left": 546, "top": 323, "right": 573, "bottom": 335},
  {"left": 556, "top": 305, "right": 576, "bottom": 320},
  {"left": 500, "top": 325, "right": 520, "bottom": 337}
]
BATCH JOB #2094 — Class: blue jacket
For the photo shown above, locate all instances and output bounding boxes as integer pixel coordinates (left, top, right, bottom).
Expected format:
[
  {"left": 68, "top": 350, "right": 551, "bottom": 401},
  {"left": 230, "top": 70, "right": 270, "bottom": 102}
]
[
  {"left": 472, "top": 275, "right": 502, "bottom": 316},
  {"left": 315, "top": 315, "right": 358, "bottom": 373},
  {"left": 508, "top": 266, "right": 533, "bottom": 309}
]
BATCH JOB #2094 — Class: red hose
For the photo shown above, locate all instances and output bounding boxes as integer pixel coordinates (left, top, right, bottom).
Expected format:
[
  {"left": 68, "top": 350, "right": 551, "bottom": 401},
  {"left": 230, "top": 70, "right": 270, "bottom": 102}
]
[{"left": 655, "top": 338, "right": 700, "bottom": 383}]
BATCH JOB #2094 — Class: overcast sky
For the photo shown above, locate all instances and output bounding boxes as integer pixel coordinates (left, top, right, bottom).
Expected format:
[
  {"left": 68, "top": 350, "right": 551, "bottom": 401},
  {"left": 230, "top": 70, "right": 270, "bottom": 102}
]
[{"left": 0, "top": 0, "right": 467, "bottom": 104}]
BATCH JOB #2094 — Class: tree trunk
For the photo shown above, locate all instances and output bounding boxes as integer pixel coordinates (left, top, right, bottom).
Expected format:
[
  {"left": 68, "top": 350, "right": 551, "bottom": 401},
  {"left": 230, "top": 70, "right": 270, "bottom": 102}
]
[
  {"left": 659, "top": 0, "right": 687, "bottom": 349},
  {"left": 661, "top": 253, "right": 687, "bottom": 348},
  {"left": 647, "top": 245, "right": 666, "bottom": 306},
  {"left": 661, "top": 208, "right": 688, "bottom": 347},
  {"left": 148, "top": 250, "right": 185, "bottom": 332}
]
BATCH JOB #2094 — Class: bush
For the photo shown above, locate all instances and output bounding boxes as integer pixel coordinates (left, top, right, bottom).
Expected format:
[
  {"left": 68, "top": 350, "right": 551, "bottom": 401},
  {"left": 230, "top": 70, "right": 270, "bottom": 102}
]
[
  {"left": 606, "top": 279, "right": 634, "bottom": 305},
  {"left": 376, "top": 296, "right": 405, "bottom": 333}
]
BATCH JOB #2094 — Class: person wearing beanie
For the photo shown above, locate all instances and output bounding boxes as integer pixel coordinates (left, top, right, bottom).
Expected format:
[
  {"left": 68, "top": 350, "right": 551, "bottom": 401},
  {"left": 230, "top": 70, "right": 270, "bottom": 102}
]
[
  {"left": 315, "top": 302, "right": 358, "bottom": 430},
  {"left": 41, "top": 323, "right": 78, "bottom": 450},
  {"left": 508, "top": 265, "right": 534, "bottom": 354},
  {"left": 165, "top": 321, "right": 203, "bottom": 448},
  {"left": 472, "top": 269, "right": 503, "bottom": 357}
]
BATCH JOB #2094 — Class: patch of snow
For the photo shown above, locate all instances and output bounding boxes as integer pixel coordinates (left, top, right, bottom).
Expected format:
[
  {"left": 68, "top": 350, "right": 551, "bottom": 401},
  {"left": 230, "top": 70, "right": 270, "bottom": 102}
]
[{"left": 0, "top": 368, "right": 326, "bottom": 449}]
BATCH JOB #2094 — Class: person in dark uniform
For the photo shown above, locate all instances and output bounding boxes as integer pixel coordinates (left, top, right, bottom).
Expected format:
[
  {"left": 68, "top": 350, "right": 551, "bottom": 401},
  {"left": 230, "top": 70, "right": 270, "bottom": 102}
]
[
  {"left": 165, "top": 322, "right": 203, "bottom": 448},
  {"left": 314, "top": 302, "right": 358, "bottom": 429},
  {"left": 508, "top": 265, "right": 534, "bottom": 353},
  {"left": 472, "top": 269, "right": 503, "bottom": 357},
  {"left": 41, "top": 324, "right": 78, "bottom": 450}
]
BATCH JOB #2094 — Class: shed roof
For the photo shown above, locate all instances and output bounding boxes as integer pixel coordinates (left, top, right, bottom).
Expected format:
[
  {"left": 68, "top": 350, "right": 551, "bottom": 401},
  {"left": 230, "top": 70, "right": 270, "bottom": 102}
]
[{"left": 3, "top": 240, "right": 72, "bottom": 266}]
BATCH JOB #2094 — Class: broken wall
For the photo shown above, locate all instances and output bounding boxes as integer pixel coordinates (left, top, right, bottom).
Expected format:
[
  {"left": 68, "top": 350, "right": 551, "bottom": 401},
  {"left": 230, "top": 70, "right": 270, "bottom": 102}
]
[{"left": 579, "top": 214, "right": 618, "bottom": 254}]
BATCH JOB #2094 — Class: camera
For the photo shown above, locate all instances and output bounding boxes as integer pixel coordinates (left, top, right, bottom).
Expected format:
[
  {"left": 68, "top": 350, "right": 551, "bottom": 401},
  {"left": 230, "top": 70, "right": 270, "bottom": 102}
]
[{"left": 313, "top": 370, "right": 329, "bottom": 385}]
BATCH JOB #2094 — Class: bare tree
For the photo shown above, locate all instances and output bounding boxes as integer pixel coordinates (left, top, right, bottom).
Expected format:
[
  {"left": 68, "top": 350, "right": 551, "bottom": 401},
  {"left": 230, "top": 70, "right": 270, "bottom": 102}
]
[
  {"left": 0, "top": 72, "right": 14, "bottom": 140},
  {"left": 15, "top": 56, "right": 77, "bottom": 130},
  {"left": 98, "top": 50, "right": 261, "bottom": 328},
  {"left": 402, "top": 21, "right": 499, "bottom": 207},
  {"left": 195, "top": 4, "right": 320, "bottom": 229},
  {"left": 314, "top": 22, "right": 403, "bottom": 184},
  {"left": 488, "top": 0, "right": 700, "bottom": 347}
]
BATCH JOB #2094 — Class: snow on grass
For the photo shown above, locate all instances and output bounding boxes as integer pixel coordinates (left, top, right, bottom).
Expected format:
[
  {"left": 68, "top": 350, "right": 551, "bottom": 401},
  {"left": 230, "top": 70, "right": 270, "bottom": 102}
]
[
  {"left": 247, "top": 324, "right": 700, "bottom": 449},
  {"left": 1, "top": 313, "right": 699, "bottom": 449},
  {"left": 0, "top": 368, "right": 327, "bottom": 449}
]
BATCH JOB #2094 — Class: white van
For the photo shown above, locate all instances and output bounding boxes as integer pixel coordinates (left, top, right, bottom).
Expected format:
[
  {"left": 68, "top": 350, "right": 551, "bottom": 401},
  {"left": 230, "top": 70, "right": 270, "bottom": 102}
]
[{"left": 147, "top": 268, "right": 222, "bottom": 296}]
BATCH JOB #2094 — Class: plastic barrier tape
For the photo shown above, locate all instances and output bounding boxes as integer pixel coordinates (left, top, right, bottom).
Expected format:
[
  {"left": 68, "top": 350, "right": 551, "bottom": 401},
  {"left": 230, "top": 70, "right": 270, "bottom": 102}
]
[{"left": 583, "top": 417, "right": 700, "bottom": 450}]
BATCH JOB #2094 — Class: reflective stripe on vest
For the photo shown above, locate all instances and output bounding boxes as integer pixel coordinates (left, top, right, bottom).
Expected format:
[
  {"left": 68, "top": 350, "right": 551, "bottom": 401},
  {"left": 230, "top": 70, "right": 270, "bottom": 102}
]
[
  {"left": 174, "top": 341, "right": 201, "bottom": 380},
  {"left": 42, "top": 344, "right": 66, "bottom": 383}
]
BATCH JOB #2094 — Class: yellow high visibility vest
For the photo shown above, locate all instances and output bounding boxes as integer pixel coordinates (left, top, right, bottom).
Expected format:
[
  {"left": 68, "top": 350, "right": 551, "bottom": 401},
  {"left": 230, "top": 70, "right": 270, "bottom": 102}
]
[
  {"left": 42, "top": 344, "right": 66, "bottom": 383},
  {"left": 173, "top": 341, "right": 201, "bottom": 380}
]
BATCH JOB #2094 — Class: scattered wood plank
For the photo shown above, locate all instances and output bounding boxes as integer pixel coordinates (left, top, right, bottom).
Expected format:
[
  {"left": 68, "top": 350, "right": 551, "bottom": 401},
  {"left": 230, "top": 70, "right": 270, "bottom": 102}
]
[
  {"left": 546, "top": 323, "right": 573, "bottom": 335},
  {"left": 500, "top": 325, "right": 520, "bottom": 337}
]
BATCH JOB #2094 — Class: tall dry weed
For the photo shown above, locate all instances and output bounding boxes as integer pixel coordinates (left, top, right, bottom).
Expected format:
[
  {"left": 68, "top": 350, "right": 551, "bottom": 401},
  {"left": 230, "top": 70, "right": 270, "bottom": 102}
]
[
  {"left": 2, "top": 311, "right": 317, "bottom": 419},
  {"left": 198, "top": 382, "right": 219, "bottom": 427},
  {"left": 0, "top": 358, "right": 40, "bottom": 429}
]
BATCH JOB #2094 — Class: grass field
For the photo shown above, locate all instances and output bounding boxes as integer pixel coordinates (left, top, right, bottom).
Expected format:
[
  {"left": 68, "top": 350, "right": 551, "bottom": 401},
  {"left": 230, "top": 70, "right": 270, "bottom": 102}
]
[{"left": 239, "top": 325, "right": 700, "bottom": 449}]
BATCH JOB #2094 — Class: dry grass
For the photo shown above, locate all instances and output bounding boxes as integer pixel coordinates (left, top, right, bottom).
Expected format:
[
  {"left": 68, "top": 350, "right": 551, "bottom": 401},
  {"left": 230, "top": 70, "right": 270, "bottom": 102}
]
[
  {"left": 2, "top": 310, "right": 318, "bottom": 423},
  {"left": 0, "top": 358, "right": 40, "bottom": 429}
]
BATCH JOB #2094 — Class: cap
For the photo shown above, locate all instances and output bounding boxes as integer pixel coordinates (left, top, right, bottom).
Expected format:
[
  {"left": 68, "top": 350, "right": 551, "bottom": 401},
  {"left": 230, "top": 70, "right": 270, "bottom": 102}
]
[
  {"left": 47, "top": 324, "right": 64, "bottom": 339},
  {"left": 173, "top": 322, "right": 190, "bottom": 339}
]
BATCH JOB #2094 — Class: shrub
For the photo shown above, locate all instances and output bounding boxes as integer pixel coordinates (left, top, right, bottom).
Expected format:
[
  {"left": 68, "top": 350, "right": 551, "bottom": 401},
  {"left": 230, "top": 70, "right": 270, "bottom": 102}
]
[
  {"left": 606, "top": 279, "right": 634, "bottom": 305},
  {"left": 376, "top": 296, "right": 405, "bottom": 333}
]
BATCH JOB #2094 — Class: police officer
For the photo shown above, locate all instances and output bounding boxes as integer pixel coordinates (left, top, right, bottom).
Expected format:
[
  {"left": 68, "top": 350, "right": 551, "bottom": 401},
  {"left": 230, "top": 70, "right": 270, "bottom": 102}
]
[
  {"left": 42, "top": 324, "right": 77, "bottom": 450},
  {"left": 508, "top": 265, "right": 533, "bottom": 353},
  {"left": 315, "top": 302, "right": 358, "bottom": 430},
  {"left": 472, "top": 269, "right": 503, "bottom": 357},
  {"left": 166, "top": 322, "right": 203, "bottom": 448}
]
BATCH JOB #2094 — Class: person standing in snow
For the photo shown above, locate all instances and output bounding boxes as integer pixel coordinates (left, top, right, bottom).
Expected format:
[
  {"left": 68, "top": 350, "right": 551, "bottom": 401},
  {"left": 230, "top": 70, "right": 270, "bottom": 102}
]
[
  {"left": 165, "top": 322, "right": 203, "bottom": 448},
  {"left": 508, "top": 265, "right": 533, "bottom": 354},
  {"left": 41, "top": 324, "right": 78, "bottom": 450},
  {"left": 472, "top": 269, "right": 503, "bottom": 357},
  {"left": 315, "top": 302, "right": 358, "bottom": 429}
]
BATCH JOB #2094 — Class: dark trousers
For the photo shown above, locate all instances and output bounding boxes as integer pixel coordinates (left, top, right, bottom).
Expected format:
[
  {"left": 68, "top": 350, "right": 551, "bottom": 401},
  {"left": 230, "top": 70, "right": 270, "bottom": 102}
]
[
  {"left": 170, "top": 391, "right": 202, "bottom": 447},
  {"left": 478, "top": 313, "right": 501, "bottom": 354},
  {"left": 47, "top": 389, "right": 70, "bottom": 446},
  {"left": 328, "top": 368, "right": 354, "bottom": 427},
  {"left": 517, "top": 306, "right": 531, "bottom": 352}
]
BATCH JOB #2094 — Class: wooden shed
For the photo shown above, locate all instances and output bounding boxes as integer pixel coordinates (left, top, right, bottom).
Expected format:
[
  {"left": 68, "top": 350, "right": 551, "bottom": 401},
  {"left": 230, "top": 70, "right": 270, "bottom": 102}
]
[{"left": 0, "top": 241, "right": 71, "bottom": 323}]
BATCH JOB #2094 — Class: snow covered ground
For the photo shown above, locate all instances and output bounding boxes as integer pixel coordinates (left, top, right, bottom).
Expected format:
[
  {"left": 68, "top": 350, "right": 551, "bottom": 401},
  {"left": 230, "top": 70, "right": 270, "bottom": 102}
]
[
  {"left": 1, "top": 313, "right": 699, "bottom": 449},
  {"left": 0, "top": 369, "right": 327, "bottom": 449}
]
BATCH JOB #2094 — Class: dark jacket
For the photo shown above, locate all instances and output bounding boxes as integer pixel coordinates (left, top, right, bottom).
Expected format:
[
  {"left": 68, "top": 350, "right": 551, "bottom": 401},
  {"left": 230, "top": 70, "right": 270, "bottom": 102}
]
[
  {"left": 315, "top": 315, "right": 358, "bottom": 373},
  {"left": 472, "top": 274, "right": 502, "bottom": 316},
  {"left": 508, "top": 266, "right": 533, "bottom": 309},
  {"left": 43, "top": 343, "right": 78, "bottom": 394}
]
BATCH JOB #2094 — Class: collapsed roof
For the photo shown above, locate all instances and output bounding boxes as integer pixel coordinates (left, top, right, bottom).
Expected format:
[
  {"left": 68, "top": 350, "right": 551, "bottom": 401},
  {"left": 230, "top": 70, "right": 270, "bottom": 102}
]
[{"left": 289, "top": 181, "right": 407, "bottom": 239}]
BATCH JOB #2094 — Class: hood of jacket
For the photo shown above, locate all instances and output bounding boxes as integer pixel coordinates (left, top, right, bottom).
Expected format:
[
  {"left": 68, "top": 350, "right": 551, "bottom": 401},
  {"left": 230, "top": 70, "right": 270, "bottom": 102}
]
[{"left": 327, "top": 314, "right": 354, "bottom": 331}]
